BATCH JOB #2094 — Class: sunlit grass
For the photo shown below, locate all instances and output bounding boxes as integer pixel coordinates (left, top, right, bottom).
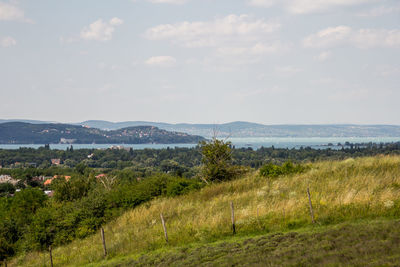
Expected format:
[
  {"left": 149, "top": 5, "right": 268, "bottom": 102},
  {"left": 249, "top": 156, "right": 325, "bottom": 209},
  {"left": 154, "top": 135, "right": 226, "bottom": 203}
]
[{"left": 13, "top": 155, "right": 400, "bottom": 266}]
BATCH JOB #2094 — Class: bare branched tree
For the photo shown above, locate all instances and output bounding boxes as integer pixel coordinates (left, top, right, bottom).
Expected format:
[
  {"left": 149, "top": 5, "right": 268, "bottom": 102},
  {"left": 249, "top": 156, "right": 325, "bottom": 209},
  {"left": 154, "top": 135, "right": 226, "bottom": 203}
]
[{"left": 98, "top": 175, "right": 117, "bottom": 191}]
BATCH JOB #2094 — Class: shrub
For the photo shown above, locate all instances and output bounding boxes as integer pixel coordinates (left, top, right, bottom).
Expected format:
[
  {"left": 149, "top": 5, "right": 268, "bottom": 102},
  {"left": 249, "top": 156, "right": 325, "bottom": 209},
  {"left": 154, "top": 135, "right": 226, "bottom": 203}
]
[
  {"left": 200, "top": 138, "right": 234, "bottom": 182},
  {"left": 52, "top": 175, "right": 94, "bottom": 202},
  {"left": 0, "top": 183, "right": 15, "bottom": 196},
  {"left": 165, "top": 178, "right": 203, "bottom": 197},
  {"left": 259, "top": 161, "right": 308, "bottom": 178}
]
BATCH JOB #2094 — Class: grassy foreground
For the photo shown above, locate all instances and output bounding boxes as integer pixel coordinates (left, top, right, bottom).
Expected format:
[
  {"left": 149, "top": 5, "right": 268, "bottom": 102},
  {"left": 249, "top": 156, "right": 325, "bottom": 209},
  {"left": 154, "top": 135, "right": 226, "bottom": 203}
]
[
  {"left": 12, "top": 156, "right": 400, "bottom": 266},
  {"left": 97, "top": 219, "right": 400, "bottom": 266}
]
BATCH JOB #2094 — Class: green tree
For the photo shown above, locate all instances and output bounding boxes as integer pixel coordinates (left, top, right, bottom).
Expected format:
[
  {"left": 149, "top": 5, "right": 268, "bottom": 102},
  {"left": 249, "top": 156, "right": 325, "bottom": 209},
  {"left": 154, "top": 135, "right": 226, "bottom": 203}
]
[
  {"left": 52, "top": 176, "right": 93, "bottom": 202},
  {"left": 0, "top": 219, "right": 18, "bottom": 266},
  {"left": 0, "top": 237, "right": 13, "bottom": 266},
  {"left": 10, "top": 189, "right": 47, "bottom": 225},
  {"left": 75, "top": 162, "right": 87, "bottom": 175},
  {"left": 29, "top": 207, "right": 57, "bottom": 251},
  {"left": 0, "top": 183, "right": 15, "bottom": 196},
  {"left": 200, "top": 138, "right": 234, "bottom": 182}
]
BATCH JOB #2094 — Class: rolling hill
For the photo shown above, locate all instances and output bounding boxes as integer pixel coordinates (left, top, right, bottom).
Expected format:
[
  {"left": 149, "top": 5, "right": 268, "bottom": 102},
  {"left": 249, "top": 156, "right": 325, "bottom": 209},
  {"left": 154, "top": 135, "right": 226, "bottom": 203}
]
[
  {"left": 2, "top": 119, "right": 400, "bottom": 138},
  {"left": 79, "top": 120, "right": 400, "bottom": 138},
  {"left": 11, "top": 156, "right": 400, "bottom": 266},
  {"left": 0, "top": 122, "right": 205, "bottom": 144}
]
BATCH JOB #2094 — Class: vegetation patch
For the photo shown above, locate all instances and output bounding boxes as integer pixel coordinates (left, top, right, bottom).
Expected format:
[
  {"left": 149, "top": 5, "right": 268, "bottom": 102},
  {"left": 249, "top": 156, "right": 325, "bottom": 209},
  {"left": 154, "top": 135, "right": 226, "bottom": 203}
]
[
  {"left": 97, "top": 219, "right": 400, "bottom": 267},
  {"left": 10, "top": 156, "right": 400, "bottom": 266},
  {"left": 259, "top": 161, "right": 309, "bottom": 178}
]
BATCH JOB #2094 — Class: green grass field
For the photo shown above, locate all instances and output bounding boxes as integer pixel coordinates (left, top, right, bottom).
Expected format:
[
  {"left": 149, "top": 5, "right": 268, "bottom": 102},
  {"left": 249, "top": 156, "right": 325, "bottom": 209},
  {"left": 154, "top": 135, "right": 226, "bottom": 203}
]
[
  {"left": 94, "top": 219, "right": 400, "bottom": 267},
  {"left": 11, "top": 156, "right": 400, "bottom": 266}
]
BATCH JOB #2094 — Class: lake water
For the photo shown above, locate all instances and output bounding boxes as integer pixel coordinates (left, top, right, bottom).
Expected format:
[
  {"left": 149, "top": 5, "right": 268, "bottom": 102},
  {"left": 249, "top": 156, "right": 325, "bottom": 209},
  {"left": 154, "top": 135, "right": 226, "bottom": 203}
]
[{"left": 0, "top": 137, "right": 399, "bottom": 150}]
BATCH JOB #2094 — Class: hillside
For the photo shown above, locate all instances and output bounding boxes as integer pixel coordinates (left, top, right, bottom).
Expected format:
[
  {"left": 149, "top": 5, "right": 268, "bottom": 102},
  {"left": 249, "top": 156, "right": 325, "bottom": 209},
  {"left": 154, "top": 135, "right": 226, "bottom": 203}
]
[
  {"left": 0, "top": 122, "right": 205, "bottom": 144},
  {"left": 2, "top": 119, "right": 400, "bottom": 138},
  {"left": 13, "top": 156, "right": 400, "bottom": 266},
  {"left": 100, "top": 220, "right": 400, "bottom": 266}
]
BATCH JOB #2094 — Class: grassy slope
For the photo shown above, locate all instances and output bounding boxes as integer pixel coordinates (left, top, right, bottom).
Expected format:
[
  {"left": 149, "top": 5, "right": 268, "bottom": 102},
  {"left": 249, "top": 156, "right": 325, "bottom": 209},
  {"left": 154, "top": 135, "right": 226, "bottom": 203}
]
[
  {"left": 97, "top": 219, "right": 400, "bottom": 267},
  {"left": 13, "top": 156, "right": 400, "bottom": 266}
]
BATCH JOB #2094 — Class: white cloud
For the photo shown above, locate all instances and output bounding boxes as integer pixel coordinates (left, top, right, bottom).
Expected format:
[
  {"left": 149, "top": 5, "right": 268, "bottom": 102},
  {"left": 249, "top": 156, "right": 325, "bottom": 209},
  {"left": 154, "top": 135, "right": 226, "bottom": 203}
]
[
  {"left": 80, "top": 18, "right": 123, "bottom": 41},
  {"left": 0, "top": 2, "right": 25, "bottom": 21},
  {"left": 145, "top": 56, "right": 177, "bottom": 67},
  {"left": 146, "top": 15, "right": 286, "bottom": 70},
  {"left": 145, "top": 14, "right": 281, "bottom": 48},
  {"left": 315, "top": 51, "right": 332, "bottom": 61},
  {"left": 0, "top": 36, "right": 16, "bottom": 47},
  {"left": 303, "top": 26, "right": 400, "bottom": 49},
  {"left": 0, "top": 2, "right": 32, "bottom": 22},
  {"left": 287, "top": 0, "right": 372, "bottom": 14},
  {"left": 303, "top": 26, "right": 352, "bottom": 48},
  {"left": 109, "top": 17, "right": 123, "bottom": 26},
  {"left": 248, "top": 0, "right": 373, "bottom": 14}
]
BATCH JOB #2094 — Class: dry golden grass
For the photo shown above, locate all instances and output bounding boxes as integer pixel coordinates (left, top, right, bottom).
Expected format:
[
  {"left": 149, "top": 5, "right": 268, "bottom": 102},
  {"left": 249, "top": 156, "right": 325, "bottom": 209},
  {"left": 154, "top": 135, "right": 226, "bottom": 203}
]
[{"left": 13, "top": 155, "right": 400, "bottom": 266}]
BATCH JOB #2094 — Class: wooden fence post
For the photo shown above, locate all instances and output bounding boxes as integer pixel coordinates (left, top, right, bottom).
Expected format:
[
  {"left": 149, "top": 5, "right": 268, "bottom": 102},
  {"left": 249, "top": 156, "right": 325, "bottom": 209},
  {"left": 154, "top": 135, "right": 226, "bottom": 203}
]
[
  {"left": 230, "top": 201, "right": 236, "bottom": 235},
  {"left": 49, "top": 245, "right": 53, "bottom": 267},
  {"left": 100, "top": 227, "right": 107, "bottom": 257},
  {"left": 307, "top": 187, "right": 315, "bottom": 224},
  {"left": 160, "top": 213, "right": 168, "bottom": 243}
]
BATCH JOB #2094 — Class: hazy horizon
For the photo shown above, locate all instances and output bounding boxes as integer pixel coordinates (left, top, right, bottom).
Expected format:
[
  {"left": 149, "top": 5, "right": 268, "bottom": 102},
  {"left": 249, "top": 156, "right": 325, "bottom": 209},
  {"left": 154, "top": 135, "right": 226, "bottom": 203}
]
[{"left": 2, "top": 118, "right": 400, "bottom": 126}]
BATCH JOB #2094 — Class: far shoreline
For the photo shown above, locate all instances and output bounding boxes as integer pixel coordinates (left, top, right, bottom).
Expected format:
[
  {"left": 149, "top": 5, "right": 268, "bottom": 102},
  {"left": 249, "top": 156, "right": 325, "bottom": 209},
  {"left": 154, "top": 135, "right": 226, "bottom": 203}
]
[{"left": 1, "top": 136, "right": 399, "bottom": 150}]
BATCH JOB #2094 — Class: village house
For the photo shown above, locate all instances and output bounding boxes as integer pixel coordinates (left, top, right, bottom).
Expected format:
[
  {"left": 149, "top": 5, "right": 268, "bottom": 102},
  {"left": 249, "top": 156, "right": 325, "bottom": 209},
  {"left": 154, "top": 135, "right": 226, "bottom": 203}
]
[
  {"left": 44, "top": 175, "right": 71, "bottom": 185},
  {"left": 51, "top": 158, "right": 61, "bottom": 165},
  {"left": 60, "top": 138, "right": 76, "bottom": 144},
  {"left": 32, "top": 176, "right": 52, "bottom": 183},
  {"left": 0, "top": 174, "right": 19, "bottom": 185}
]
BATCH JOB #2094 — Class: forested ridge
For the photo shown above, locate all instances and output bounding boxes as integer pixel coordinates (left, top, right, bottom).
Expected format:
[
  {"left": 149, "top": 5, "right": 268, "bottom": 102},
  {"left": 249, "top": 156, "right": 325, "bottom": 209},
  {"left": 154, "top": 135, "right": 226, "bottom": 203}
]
[{"left": 0, "top": 122, "right": 205, "bottom": 144}]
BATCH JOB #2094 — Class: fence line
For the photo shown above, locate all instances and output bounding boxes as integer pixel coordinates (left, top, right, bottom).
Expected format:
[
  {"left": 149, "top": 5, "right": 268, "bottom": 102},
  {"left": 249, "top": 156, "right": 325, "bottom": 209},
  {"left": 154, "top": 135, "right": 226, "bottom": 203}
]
[
  {"left": 160, "top": 213, "right": 169, "bottom": 243},
  {"left": 101, "top": 227, "right": 107, "bottom": 257},
  {"left": 230, "top": 201, "right": 236, "bottom": 235},
  {"left": 307, "top": 187, "right": 315, "bottom": 224}
]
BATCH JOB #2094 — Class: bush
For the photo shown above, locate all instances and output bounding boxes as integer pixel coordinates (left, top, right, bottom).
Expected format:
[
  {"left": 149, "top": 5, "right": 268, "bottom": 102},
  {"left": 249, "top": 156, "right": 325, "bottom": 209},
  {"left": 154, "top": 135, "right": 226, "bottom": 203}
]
[
  {"left": 259, "top": 161, "right": 308, "bottom": 178},
  {"left": 1, "top": 173, "right": 205, "bottom": 257},
  {"left": 200, "top": 138, "right": 234, "bottom": 182},
  {"left": 29, "top": 207, "right": 57, "bottom": 250},
  {"left": 52, "top": 175, "right": 94, "bottom": 202},
  {"left": 0, "top": 183, "right": 15, "bottom": 196},
  {"left": 165, "top": 178, "right": 203, "bottom": 197}
]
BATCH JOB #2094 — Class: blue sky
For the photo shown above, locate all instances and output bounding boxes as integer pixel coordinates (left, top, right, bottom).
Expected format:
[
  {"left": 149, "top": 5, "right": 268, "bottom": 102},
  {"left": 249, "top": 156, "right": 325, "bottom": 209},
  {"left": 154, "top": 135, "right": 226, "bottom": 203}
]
[{"left": 0, "top": 0, "right": 399, "bottom": 124}]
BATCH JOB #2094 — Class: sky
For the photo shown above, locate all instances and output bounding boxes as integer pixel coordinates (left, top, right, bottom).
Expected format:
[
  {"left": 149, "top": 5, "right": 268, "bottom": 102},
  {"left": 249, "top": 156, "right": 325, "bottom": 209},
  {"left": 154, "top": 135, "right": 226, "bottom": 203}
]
[{"left": 0, "top": 0, "right": 399, "bottom": 125}]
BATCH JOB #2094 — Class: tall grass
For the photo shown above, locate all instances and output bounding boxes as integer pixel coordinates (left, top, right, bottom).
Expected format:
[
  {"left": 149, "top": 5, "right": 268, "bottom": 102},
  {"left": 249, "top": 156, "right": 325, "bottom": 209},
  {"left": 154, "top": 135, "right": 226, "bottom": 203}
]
[{"left": 13, "top": 155, "right": 400, "bottom": 266}]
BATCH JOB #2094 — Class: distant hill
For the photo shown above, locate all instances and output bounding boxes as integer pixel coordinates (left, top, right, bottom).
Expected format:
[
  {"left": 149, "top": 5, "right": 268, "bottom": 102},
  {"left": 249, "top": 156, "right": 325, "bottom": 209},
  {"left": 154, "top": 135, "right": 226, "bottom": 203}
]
[
  {"left": 79, "top": 120, "right": 400, "bottom": 138},
  {"left": 0, "top": 119, "right": 56, "bottom": 124},
  {"left": 2, "top": 120, "right": 400, "bottom": 138},
  {"left": 0, "top": 122, "right": 205, "bottom": 144}
]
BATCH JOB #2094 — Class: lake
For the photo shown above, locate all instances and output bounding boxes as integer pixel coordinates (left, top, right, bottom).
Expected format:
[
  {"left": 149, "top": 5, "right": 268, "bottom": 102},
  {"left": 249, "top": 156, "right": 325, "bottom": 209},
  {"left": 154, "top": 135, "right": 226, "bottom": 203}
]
[{"left": 0, "top": 137, "right": 399, "bottom": 150}]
